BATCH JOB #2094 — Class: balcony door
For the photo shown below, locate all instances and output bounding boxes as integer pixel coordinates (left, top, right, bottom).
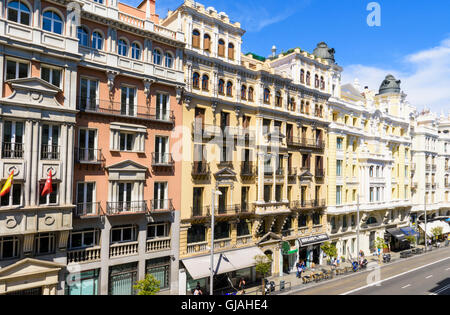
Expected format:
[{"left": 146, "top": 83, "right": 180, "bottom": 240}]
[
  {"left": 79, "top": 129, "right": 97, "bottom": 162},
  {"left": 41, "top": 125, "right": 59, "bottom": 160},
  {"left": 2, "top": 121, "right": 23, "bottom": 159},
  {"left": 80, "top": 78, "right": 98, "bottom": 110},
  {"left": 218, "top": 187, "right": 228, "bottom": 214},
  {"left": 194, "top": 107, "right": 205, "bottom": 131},
  {"left": 193, "top": 188, "right": 203, "bottom": 217},
  {"left": 156, "top": 94, "right": 169, "bottom": 121},
  {"left": 121, "top": 86, "right": 136, "bottom": 117},
  {"left": 153, "top": 182, "right": 168, "bottom": 210},
  {"left": 155, "top": 136, "right": 168, "bottom": 164},
  {"left": 118, "top": 183, "right": 133, "bottom": 212},
  {"left": 77, "top": 182, "right": 96, "bottom": 215}
]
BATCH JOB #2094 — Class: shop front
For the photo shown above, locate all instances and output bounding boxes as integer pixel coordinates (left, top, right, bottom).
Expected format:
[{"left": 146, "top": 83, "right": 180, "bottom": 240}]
[
  {"left": 298, "top": 234, "right": 329, "bottom": 268},
  {"left": 385, "top": 228, "right": 409, "bottom": 251},
  {"left": 281, "top": 241, "right": 298, "bottom": 274}
]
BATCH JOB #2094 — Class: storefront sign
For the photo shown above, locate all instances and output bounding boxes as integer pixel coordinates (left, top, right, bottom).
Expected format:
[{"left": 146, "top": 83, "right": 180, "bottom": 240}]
[{"left": 298, "top": 234, "right": 329, "bottom": 247}]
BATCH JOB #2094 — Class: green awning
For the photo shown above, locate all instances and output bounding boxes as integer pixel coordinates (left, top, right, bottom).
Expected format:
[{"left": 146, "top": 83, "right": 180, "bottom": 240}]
[{"left": 287, "top": 249, "right": 298, "bottom": 255}]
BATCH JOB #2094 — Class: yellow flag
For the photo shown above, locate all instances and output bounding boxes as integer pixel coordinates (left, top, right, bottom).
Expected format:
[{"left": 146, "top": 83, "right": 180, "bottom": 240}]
[{"left": 0, "top": 171, "right": 14, "bottom": 197}]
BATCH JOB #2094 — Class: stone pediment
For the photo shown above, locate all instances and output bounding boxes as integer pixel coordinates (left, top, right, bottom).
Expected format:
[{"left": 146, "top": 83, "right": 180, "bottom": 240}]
[
  {"left": 257, "top": 232, "right": 282, "bottom": 245},
  {"left": 0, "top": 258, "right": 64, "bottom": 280},
  {"left": 3, "top": 77, "right": 63, "bottom": 109},
  {"left": 214, "top": 167, "right": 237, "bottom": 179},
  {"left": 299, "top": 169, "right": 314, "bottom": 179},
  {"left": 106, "top": 160, "right": 148, "bottom": 172}
]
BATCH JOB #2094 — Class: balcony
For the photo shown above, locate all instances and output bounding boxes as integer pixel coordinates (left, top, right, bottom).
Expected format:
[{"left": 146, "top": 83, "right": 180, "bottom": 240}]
[
  {"left": 291, "top": 199, "right": 326, "bottom": 209},
  {"left": 236, "top": 235, "right": 253, "bottom": 246},
  {"left": 146, "top": 237, "right": 171, "bottom": 253},
  {"left": 288, "top": 168, "right": 297, "bottom": 178},
  {"left": 106, "top": 201, "right": 148, "bottom": 216},
  {"left": 187, "top": 241, "right": 208, "bottom": 254},
  {"left": 192, "top": 162, "right": 210, "bottom": 177},
  {"left": 315, "top": 168, "right": 325, "bottom": 178},
  {"left": 40, "top": 145, "right": 60, "bottom": 160},
  {"left": 275, "top": 168, "right": 284, "bottom": 176},
  {"left": 77, "top": 98, "right": 175, "bottom": 124},
  {"left": 1, "top": 142, "right": 23, "bottom": 159},
  {"left": 286, "top": 137, "right": 325, "bottom": 150},
  {"left": 110, "top": 241, "right": 139, "bottom": 258},
  {"left": 191, "top": 206, "right": 210, "bottom": 218},
  {"left": 75, "top": 148, "right": 103, "bottom": 164},
  {"left": 426, "top": 164, "right": 431, "bottom": 171},
  {"left": 264, "top": 167, "right": 273, "bottom": 176},
  {"left": 74, "top": 202, "right": 103, "bottom": 218},
  {"left": 150, "top": 199, "right": 175, "bottom": 213},
  {"left": 151, "top": 153, "right": 174, "bottom": 168},
  {"left": 241, "top": 162, "right": 256, "bottom": 177},
  {"left": 214, "top": 204, "right": 242, "bottom": 216},
  {"left": 67, "top": 247, "right": 101, "bottom": 264}
]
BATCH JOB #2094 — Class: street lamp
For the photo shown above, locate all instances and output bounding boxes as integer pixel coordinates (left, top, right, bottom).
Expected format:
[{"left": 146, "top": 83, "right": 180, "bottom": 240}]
[{"left": 210, "top": 189, "right": 222, "bottom": 295}]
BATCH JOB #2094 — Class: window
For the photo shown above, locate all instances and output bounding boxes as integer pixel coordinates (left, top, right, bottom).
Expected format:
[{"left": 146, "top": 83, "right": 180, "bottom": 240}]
[
  {"left": 336, "top": 186, "right": 342, "bottom": 205},
  {"left": 0, "top": 184, "right": 22, "bottom": 207},
  {"left": 39, "top": 183, "right": 58, "bottom": 205},
  {"left": 110, "top": 225, "right": 137, "bottom": 244},
  {"left": 192, "top": 72, "right": 200, "bottom": 89},
  {"left": 92, "top": 31, "right": 103, "bottom": 50},
  {"left": 66, "top": 270, "right": 99, "bottom": 296},
  {"left": 118, "top": 39, "right": 128, "bottom": 57},
  {"left": 226, "top": 81, "right": 233, "bottom": 97},
  {"left": 119, "top": 133, "right": 135, "bottom": 151},
  {"left": 41, "top": 125, "right": 59, "bottom": 160},
  {"left": 203, "top": 34, "right": 211, "bottom": 51},
  {"left": 192, "top": 30, "right": 200, "bottom": 48},
  {"left": 313, "top": 212, "right": 321, "bottom": 225},
  {"left": 0, "top": 236, "right": 20, "bottom": 260},
  {"left": 215, "top": 222, "right": 230, "bottom": 240},
  {"left": 315, "top": 74, "right": 319, "bottom": 88},
  {"left": 342, "top": 215, "right": 348, "bottom": 228},
  {"left": 69, "top": 229, "right": 98, "bottom": 249},
  {"left": 275, "top": 91, "right": 282, "bottom": 107},
  {"left": 6, "top": 59, "right": 29, "bottom": 80},
  {"left": 218, "top": 39, "right": 225, "bottom": 57},
  {"left": 146, "top": 257, "right": 170, "bottom": 290},
  {"left": 336, "top": 160, "right": 343, "bottom": 177},
  {"left": 228, "top": 43, "right": 235, "bottom": 60},
  {"left": 299, "top": 214, "right": 308, "bottom": 227},
  {"left": 218, "top": 79, "right": 225, "bottom": 94},
  {"left": 77, "top": 27, "right": 89, "bottom": 47},
  {"left": 78, "top": 128, "right": 97, "bottom": 162},
  {"left": 154, "top": 136, "right": 169, "bottom": 164},
  {"left": 153, "top": 49, "right": 162, "bottom": 65},
  {"left": 331, "top": 217, "right": 336, "bottom": 230},
  {"left": 202, "top": 75, "right": 209, "bottom": 90},
  {"left": 147, "top": 223, "right": 169, "bottom": 239},
  {"left": 336, "top": 137, "right": 343, "bottom": 150},
  {"left": 120, "top": 86, "right": 136, "bottom": 116},
  {"left": 7, "top": 1, "right": 31, "bottom": 25},
  {"left": 237, "top": 219, "right": 251, "bottom": 236},
  {"left": 264, "top": 185, "right": 271, "bottom": 203},
  {"left": 35, "top": 233, "right": 55, "bottom": 255},
  {"left": 165, "top": 52, "right": 173, "bottom": 68},
  {"left": 41, "top": 66, "right": 62, "bottom": 88},
  {"left": 264, "top": 88, "right": 271, "bottom": 104},
  {"left": 153, "top": 182, "right": 168, "bottom": 210},
  {"left": 300, "top": 69, "right": 305, "bottom": 83},
  {"left": 187, "top": 224, "right": 206, "bottom": 244},
  {"left": 131, "top": 43, "right": 141, "bottom": 60},
  {"left": 2, "top": 121, "right": 24, "bottom": 159},
  {"left": 241, "top": 85, "right": 247, "bottom": 100},
  {"left": 79, "top": 78, "right": 98, "bottom": 110},
  {"left": 248, "top": 87, "right": 254, "bottom": 101},
  {"left": 42, "top": 11, "right": 63, "bottom": 34},
  {"left": 156, "top": 93, "right": 170, "bottom": 121},
  {"left": 320, "top": 76, "right": 325, "bottom": 90},
  {"left": 306, "top": 71, "right": 311, "bottom": 85},
  {"left": 76, "top": 182, "right": 96, "bottom": 215}
]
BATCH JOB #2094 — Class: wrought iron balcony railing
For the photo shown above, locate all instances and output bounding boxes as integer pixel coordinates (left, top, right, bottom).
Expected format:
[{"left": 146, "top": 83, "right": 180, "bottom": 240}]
[
  {"left": 151, "top": 153, "right": 174, "bottom": 167},
  {"left": 75, "top": 148, "right": 103, "bottom": 164},
  {"left": 1, "top": 142, "right": 23, "bottom": 159},
  {"left": 192, "top": 162, "right": 210, "bottom": 177},
  {"left": 106, "top": 201, "right": 148, "bottom": 215},
  {"left": 150, "top": 199, "right": 174, "bottom": 212},
  {"left": 74, "top": 202, "right": 103, "bottom": 217},
  {"left": 41, "top": 144, "right": 60, "bottom": 160}
]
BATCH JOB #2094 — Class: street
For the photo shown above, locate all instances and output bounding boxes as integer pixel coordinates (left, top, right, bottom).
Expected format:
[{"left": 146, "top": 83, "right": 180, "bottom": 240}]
[{"left": 287, "top": 247, "right": 450, "bottom": 295}]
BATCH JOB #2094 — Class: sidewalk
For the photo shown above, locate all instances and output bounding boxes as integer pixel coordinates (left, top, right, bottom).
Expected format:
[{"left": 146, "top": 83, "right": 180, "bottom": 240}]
[{"left": 244, "top": 245, "right": 433, "bottom": 295}]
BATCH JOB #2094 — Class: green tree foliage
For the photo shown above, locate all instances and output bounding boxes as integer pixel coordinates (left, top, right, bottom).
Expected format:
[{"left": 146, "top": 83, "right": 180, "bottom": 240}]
[
  {"left": 320, "top": 242, "right": 337, "bottom": 258},
  {"left": 133, "top": 274, "right": 161, "bottom": 295}
]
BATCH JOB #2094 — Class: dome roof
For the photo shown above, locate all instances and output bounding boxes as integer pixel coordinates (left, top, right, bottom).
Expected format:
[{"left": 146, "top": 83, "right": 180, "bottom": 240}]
[
  {"left": 379, "top": 74, "right": 401, "bottom": 95},
  {"left": 312, "top": 42, "right": 336, "bottom": 63}
]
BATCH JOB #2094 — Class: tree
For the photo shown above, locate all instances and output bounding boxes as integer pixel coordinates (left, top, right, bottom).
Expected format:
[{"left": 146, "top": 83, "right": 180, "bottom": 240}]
[
  {"left": 255, "top": 255, "right": 272, "bottom": 295},
  {"left": 431, "top": 226, "right": 444, "bottom": 242},
  {"left": 320, "top": 242, "right": 337, "bottom": 262},
  {"left": 405, "top": 235, "right": 417, "bottom": 247},
  {"left": 374, "top": 237, "right": 388, "bottom": 251},
  {"left": 133, "top": 274, "right": 161, "bottom": 295}
]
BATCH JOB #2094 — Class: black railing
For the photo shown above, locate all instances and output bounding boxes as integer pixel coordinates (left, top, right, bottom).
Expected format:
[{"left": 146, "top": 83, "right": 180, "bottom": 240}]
[
  {"left": 150, "top": 199, "right": 174, "bottom": 212},
  {"left": 191, "top": 206, "right": 210, "bottom": 218},
  {"left": 41, "top": 144, "right": 60, "bottom": 160},
  {"left": 291, "top": 199, "right": 326, "bottom": 209},
  {"left": 315, "top": 169, "right": 325, "bottom": 178},
  {"left": 106, "top": 201, "right": 148, "bottom": 215},
  {"left": 77, "top": 97, "right": 175, "bottom": 124},
  {"left": 192, "top": 162, "right": 210, "bottom": 176},
  {"left": 241, "top": 163, "right": 256, "bottom": 177},
  {"left": 1, "top": 142, "right": 23, "bottom": 159},
  {"left": 286, "top": 137, "right": 325, "bottom": 149},
  {"left": 74, "top": 202, "right": 102, "bottom": 217},
  {"left": 152, "top": 153, "right": 174, "bottom": 166},
  {"left": 75, "top": 148, "right": 103, "bottom": 164}
]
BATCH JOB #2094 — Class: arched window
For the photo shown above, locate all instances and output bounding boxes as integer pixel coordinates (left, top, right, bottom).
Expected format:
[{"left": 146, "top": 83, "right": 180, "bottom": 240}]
[
  {"left": 192, "top": 30, "right": 200, "bottom": 48},
  {"left": 131, "top": 42, "right": 141, "bottom": 60},
  {"left": 228, "top": 43, "right": 235, "bottom": 60},
  {"left": 7, "top": 1, "right": 31, "bottom": 26},
  {"left": 248, "top": 87, "right": 254, "bottom": 101},
  {"left": 192, "top": 72, "right": 200, "bottom": 89},
  {"left": 226, "top": 81, "right": 233, "bottom": 97},
  {"left": 320, "top": 76, "right": 325, "bottom": 90},
  {"left": 218, "top": 79, "right": 225, "bottom": 94},
  {"left": 43, "top": 10, "right": 63, "bottom": 34},
  {"left": 289, "top": 98, "right": 296, "bottom": 111},
  {"left": 300, "top": 69, "right": 305, "bottom": 84},
  {"left": 118, "top": 39, "right": 128, "bottom": 56},
  {"left": 203, "top": 34, "right": 211, "bottom": 52},
  {"left": 315, "top": 74, "right": 319, "bottom": 88},
  {"left": 241, "top": 85, "right": 247, "bottom": 100},
  {"left": 306, "top": 71, "right": 311, "bottom": 86},
  {"left": 202, "top": 74, "right": 209, "bottom": 90},
  {"left": 305, "top": 101, "right": 310, "bottom": 114},
  {"left": 92, "top": 31, "right": 103, "bottom": 50},
  {"left": 300, "top": 100, "right": 305, "bottom": 113},
  {"left": 275, "top": 91, "right": 282, "bottom": 107},
  {"left": 264, "top": 88, "right": 271, "bottom": 104},
  {"left": 218, "top": 39, "right": 225, "bottom": 57},
  {"left": 366, "top": 217, "right": 377, "bottom": 225},
  {"left": 153, "top": 49, "right": 162, "bottom": 65},
  {"left": 77, "top": 26, "right": 89, "bottom": 47},
  {"left": 165, "top": 52, "right": 173, "bottom": 68},
  {"left": 369, "top": 166, "right": 374, "bottom": 177}
]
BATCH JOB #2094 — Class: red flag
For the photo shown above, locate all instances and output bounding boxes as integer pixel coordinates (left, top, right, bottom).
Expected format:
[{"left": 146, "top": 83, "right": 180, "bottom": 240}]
[{"left": 41, "top": 170, "right": 53, "bottom": 197}]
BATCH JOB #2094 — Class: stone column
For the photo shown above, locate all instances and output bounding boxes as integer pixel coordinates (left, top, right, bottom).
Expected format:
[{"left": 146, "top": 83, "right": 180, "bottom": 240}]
[
  {"left": 283, "top": 154, "right": 289, "bottom": 202},
  {"left": 59, "top": 124, "right": 68, "bottom": 205},
  {"left": 65, "top": 125, "right": 74, "bottom": 206},
  {"left": 30, "top": 121, "right": 39, "bottom": 206},
  {"left": 272, "top": 154, "right": 276, "bottom": 202},
  {"left": 24, "top": 120, "right": 32, "bottom": 207}
]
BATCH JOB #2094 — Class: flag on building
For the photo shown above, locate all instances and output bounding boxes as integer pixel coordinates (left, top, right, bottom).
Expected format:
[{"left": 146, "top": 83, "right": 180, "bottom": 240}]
[
  {"left": 0, "top": 171, "right": 14, "bottom": 197},
  {"left": 41, "top": 170, "right": 53, "bottom": 197}
]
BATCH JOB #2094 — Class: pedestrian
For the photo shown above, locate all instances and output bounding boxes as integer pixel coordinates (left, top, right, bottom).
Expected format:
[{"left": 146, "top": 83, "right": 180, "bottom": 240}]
[
  {"left": 238, "top": 277, "right": 246, "bottom": 294},
  {"left": 195, "top": 282, "right": 203, "bottom": 295},
  {"left": 296, "top": 260, "right": 303, "bottom": 279}
]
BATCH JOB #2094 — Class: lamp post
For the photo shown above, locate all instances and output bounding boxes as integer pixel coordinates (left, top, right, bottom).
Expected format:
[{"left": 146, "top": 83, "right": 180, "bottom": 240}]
[
  {"left": 210, "top": 189, "right": 222, "bottom": 296},
  {"left": 424, "top": 193, "right": 428, "bottom": 252},
  {"left": 357, "top": 193, "right": 360, "bottom": 261}
]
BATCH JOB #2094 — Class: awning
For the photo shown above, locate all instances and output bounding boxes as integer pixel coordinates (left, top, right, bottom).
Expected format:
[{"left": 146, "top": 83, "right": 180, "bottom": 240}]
[
  {"left": 419, "top": 221, "right": 450, "bottom": 238},
  {"left": 386, "top": 228, "right": 407, "bottom": 241},
  {"left": 182, "top": 246, "right": 265, "bottom": 280},
  {"left": 298, "top": 234, "right": 329, "bottom": 247},
  {"left": 400, "top": 227, "right": 419, "bottom": 237}
]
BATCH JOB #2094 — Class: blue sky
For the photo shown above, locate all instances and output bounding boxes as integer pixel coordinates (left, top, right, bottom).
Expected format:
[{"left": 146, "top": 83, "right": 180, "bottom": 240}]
[{"left": 124, "top": 0, "right": 450, "bottom": 113}]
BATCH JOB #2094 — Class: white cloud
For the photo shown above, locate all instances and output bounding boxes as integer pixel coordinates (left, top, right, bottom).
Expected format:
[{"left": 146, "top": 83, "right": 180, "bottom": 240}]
[{"left": 342, "top": 37, "right": 450, "bottom": 114}]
